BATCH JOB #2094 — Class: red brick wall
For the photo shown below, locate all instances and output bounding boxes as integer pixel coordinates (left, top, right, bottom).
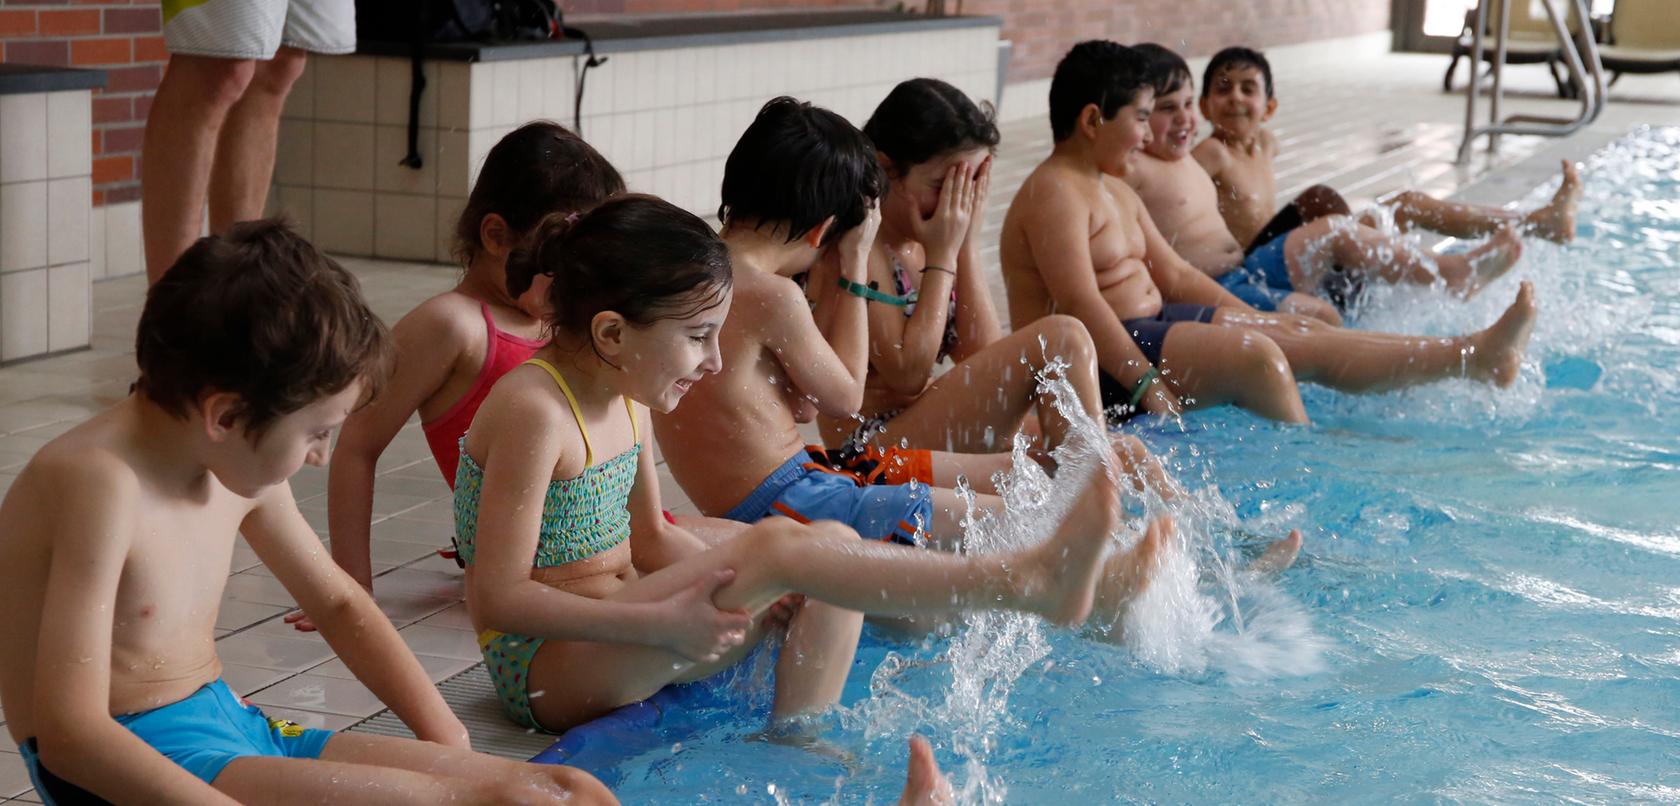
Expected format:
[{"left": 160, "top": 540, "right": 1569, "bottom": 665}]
[{"left": 0, "top": 2, "right": 163, "bottom": 206}]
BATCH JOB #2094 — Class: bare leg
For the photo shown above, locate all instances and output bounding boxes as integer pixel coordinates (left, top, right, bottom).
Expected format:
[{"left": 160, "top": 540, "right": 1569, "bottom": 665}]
[
  {"left": 852, "top": 315, "right": 1104, "bottom": 453},
  {"left": 1153, "top": 323, "right": 1310, "bottom": 424},
  {"left": 207, "top": 47, "right": 308, "bottom": 233},
  {"left": 1085, "top": 516, "right": 1171, "bottom": 629},
  {"left": 1214, "top": 281, "right": 1537, "bottom": 391},
  {"left": 141, "top": 56, "right": 257, "bottom": 282},
  {"left": 1286, "top": 215, "right": 1522, "bottom": 296},
  {"left": 1277, "top": 292, "right": 1343, "bottom": 326},
  {"left": 522, "top": 468, "right": 1123, "bottom": 729},
  {"left": 1247, "top": 529, "right": 1303, "bottom": 577},
  {"left": 1372, "top": 162, "right": 1579, "bottom": 244},
  {"left": 898, "top": 736, "right": 955, "bottom": 806},
  {"left": 212, "top": 733, "right": 614, "bottom": 805},
  {"left": 772, "top": 599, "right": 863, "bottom": 721}
]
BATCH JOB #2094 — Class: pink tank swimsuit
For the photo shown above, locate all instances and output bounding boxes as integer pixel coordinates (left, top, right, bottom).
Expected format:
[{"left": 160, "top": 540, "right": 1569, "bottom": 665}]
[{"left": 422, "top": 302, "right": 547, "bottom": 485}]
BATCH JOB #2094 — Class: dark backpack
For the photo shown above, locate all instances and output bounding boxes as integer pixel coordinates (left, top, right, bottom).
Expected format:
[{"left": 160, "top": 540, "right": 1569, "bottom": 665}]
[{"left": 355, "top": 0, "right": 600, "bottom": 168}]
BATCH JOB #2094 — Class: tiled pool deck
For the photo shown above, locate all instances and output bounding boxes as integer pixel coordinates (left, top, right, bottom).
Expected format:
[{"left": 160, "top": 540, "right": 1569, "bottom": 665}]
[{"left": 2, "top": 50, "right": 1677, "bottom": 801}]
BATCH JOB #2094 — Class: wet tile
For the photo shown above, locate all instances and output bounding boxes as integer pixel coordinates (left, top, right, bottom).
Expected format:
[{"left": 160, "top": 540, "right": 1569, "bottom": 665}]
[
  {"left": 246, "top": 673, "right": 387, "bottom": 718},
  {"left": 214, "top": 599, "right": 288, "bottom": 632},
  {"left": 417, "top": 602, "right": 474, "bottom": 631},
  {"left": 214, "top": 631, "right": 336, "bottom": 672},
  {"left": 221, "top": 572, "right": 297, "bottom": 607},
  {"left": 219, "top": 662, "right": 293, "bottom": 697},
  {"left": 309, "top": 652, "right": 473, "bottom": 684},
  {"left": 373, "top": 567, "right": 462, "bottom": 600},
  {"left": 397, "top": 624, "right": 480, "bottom": 661},
  {"left": 0, "top": 745, "right": 33, "bottom": 798}
]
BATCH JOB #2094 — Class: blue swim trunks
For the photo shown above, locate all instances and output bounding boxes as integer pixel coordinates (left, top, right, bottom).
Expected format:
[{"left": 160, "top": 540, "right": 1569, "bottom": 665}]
[
  {"left": 19, "top": 679, "right": 333, "bottom": 801},
  {"left": 723, "top": 451, "right": 934, "bottom": 545},
  {"left": 1217, "top": 230, "right": 1294, "bottom": 312}
]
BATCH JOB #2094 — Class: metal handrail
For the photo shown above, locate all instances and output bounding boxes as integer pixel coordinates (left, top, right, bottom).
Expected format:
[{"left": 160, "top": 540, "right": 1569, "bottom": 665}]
[{"left": 1457, "top": 0, "right": 1606, "bottom": 163}]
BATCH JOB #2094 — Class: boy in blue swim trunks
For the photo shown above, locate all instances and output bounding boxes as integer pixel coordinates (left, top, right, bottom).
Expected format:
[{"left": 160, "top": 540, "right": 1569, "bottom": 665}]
[
  {"left": 0, "top": 222, "right": 611, "bottom": 804},
  {"left": 1001, "top": 41, "right": 1543, "bottom": 425}
]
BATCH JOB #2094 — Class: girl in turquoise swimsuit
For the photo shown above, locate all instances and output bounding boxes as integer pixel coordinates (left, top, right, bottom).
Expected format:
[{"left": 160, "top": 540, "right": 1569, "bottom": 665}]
[{"left": 455, "top": 193, "right": 1153, "bottom": 734}]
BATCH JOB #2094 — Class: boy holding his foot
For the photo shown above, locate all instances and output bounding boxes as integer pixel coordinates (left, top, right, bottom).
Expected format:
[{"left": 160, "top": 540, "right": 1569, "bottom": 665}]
[
  {"left": 1000, "top": 40, "right": 1540, "bottom": 426},
  {"left": 1128, "top": 43, "right": 1531, "bottom": 317},
  {"left": 0, "top": 222, "right": 615, "bottom": 805},
  {"left": 1192, "top": 46, "right": 1580, "bottom": 271}
]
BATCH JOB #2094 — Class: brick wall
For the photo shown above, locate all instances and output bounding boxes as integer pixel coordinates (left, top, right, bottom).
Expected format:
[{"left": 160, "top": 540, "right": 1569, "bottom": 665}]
[{"left": 0, "top": 3, "right": 163, "bottom": 206}]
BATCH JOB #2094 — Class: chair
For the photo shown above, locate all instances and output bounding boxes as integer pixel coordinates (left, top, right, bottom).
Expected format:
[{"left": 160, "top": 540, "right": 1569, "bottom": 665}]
[
  {"left": 1443, "top": 0, "right": 1581, "bottom": 97},
  {"left": 1596, "top": 0, "right": 1680, "bottom": 86}
]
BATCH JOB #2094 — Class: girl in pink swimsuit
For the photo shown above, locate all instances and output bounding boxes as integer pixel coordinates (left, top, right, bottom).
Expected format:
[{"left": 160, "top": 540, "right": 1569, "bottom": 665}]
[{"left": 285, "top": 122, "right": 624, "bottom": 629}]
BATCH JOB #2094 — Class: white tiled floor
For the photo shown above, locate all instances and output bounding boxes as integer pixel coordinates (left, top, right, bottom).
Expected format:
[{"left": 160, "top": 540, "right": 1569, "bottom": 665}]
[{"left": 1, "top": 48, "right": 1678, "bottom": 803}]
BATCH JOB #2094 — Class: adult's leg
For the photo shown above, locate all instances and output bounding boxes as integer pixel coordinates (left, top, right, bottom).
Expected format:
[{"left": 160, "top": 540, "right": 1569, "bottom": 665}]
[
  {"left": 1212, "top": 281, "right": 1537, "bottom": 392},
  {"left": 1286, "top": 215, "right": 1523, "bottom": 296},
  {"left": 1370, "top": 161, "right": 1581, "bottom": 244},
  {"left": 1152, "top": 323, "right": 1309, "bottom": 423},
  {"left": 525, "top": 469, "right": 1124, "bottom": 728},
  {"left": 207, "top": 47, "right": 309, "bottom": 234},
  {"left": 212, "top": 733, "right": 614, "bottom": 805},
  {"left": 141, "top": 56, "right": 258, "bottom": 281}
]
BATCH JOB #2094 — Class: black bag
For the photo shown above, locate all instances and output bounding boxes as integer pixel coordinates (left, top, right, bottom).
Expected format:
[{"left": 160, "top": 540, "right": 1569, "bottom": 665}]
[{"left": 355, "top": 1, "right": 596, "bottom": 168}]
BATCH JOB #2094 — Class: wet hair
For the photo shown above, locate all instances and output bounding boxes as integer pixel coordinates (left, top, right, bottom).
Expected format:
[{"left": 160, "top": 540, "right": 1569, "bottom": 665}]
[
  {"left": 1134, "top": 42, "right": 1193, "bottom": 98},
  {"left": 719, "top": 97, "right": 883, "bottom": 246},
  {"left": 1202, "top": 46, "right": 1274, "bottom": 99},
  {"left": 506, "top": 194, "right": 733, "bottom": 347},
  {"left": 135, "top": 219, "right": 393, "bottom": 438},
  {"left": 1049, "top": 40, "right": 1153, "bottom": 142},
  {"left": 451, "top": 120, "right": 625, "bottom": 280},
  {"left": 862, "top": 78, "right": 999, "bottom": 175}
]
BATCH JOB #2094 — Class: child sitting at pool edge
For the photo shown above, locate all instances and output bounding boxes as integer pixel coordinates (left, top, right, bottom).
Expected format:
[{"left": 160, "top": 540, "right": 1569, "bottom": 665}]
[{"left": 0, "top": 222, "right": 613, "bottom": 804}]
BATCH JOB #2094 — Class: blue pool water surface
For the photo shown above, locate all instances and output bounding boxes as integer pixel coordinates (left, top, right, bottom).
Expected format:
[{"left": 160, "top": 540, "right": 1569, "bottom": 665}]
[{"left": 566, "top": 128, "right": 1680, "bottom": 803}]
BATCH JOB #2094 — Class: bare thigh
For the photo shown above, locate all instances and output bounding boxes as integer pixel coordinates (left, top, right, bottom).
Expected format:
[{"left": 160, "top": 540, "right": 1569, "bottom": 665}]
[{"left": 214, "top": 732, "right": 612, "bottom": 805}]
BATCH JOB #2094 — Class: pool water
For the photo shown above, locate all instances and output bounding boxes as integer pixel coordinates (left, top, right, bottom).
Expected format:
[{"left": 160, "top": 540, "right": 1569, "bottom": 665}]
[{"left": 578, "top": 127, "right": 1680, "bottom": 803}]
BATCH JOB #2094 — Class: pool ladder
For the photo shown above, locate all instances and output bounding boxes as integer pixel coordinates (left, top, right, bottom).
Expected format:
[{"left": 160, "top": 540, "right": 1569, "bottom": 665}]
[{"left": 1457, "top": 0, "right": 1607, "bottom": 163}]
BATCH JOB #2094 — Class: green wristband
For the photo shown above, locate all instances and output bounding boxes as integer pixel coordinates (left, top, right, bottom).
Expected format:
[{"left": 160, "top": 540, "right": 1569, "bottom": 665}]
[
  {"left": 1128, "top": 367, "right": 1160, "bottom": 408},
  {"left": 837, "top": 276, "right": 914, "bottom": 307}
]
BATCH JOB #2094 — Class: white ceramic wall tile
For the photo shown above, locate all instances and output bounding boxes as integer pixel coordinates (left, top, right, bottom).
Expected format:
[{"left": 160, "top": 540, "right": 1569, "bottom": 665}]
[
  {"left": 88, "top": 205, "right": 106, "bottom": 280},
  {"left": 436, "top": 61, "right": 475, "bottom": 131},
  {"left": 374, "top": 193, "right": 438, "bottom": 261},
  {"left": 671, "top": 105, "right": 695, "bottom": 166},
  {"left": 579, "top": 55, "right": 610, "bottom": 117},
  {"left": 283, "top": 58, "right": 316, "bottom": 121},
  {"left": 632, "top": 110, "right": 655, "bottom": 172},
  {"left": 312, "top": 55, "right": 378, "bottom": 124},
  {"left": 46, "top": 261, "right": 89, "bottom": 352},
  {"left": 376, "top": 57, "right": 438, "bottom": 128},
  {"left": 626, "top": 169, "right": 653, "bottom": 194},
  {"left": 465, "top": 127, "right": 500, "bottom": 193},
  {"left": 693, "top": 47, "right": 717, "bottom": 105},
  {"left": 543, "top": 57, "right": 576, "bottom": 123},
  {"left": 434, "top": 128, "right": 470, "bottom": 198},
  {"left": 312, "top": 122, "right": 375, "bottom": 191},
  {"left": 45, "top": 91, "right": 92, "bottom": 180},
  {"left": 0, "top": 94, "right": 48, "bottom": 184},
  {"left": 374, "top": 125, "right": 437, "bottom": 195},
  {"left": 274, "top": 184, "right": 314, "bottom": 241},
  {"left": 0, "top": 269, "right": 49, "bottom": 362},
  {"left": 635, "top": 51, "right": 661, "bottom": 112},
  {"left": 46, "top": 176, "right": 90, "bottom": 266},
  {"left": 312, "top": 189, "right": 374, "bottom": 255},
  {"left": 0, "top": 181, "right": 48, "bottom": 273},
  {"left": 652, "top": 50, "right": 677, "bottom": 110},
  {"left": 103, "top": 201, "right": 142, "bottom": 278},
  {"left": 275, "top": 118, "right": 313, "bottom": 186},
  {"left": 517, "top": 57, "right": 546, "bottom": 123},
  {"left": 435, "top": 198, "right": 463, "bottom": 263},
  {"left": 491, "top": 62, "right": 520, "bottom": 127},
  {"left": 655, "top": 109, "right": 676, "bottom": 169}
]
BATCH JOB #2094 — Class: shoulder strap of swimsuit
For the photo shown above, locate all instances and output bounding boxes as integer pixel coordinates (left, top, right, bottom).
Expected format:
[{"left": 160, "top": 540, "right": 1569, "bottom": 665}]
[
  {"left": 523, "top": 358, "right": 595, "bottom": 467},
  {"left": 623, "top": 397, "right": 639, "bottom": 443},
  {"left": 477, "top": 302, "right": 500, "bottom": 367}
]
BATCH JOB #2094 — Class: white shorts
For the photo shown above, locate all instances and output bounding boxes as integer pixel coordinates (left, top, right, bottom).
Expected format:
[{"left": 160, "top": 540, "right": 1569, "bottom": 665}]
[{"left": 163, "top": 0, "right": 356, "bottom": 60}]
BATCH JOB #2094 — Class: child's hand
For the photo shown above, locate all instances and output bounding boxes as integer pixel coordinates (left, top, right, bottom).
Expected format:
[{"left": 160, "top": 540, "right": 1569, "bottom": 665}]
[
  {"left": 657, "top": 568, "right": 754, "bottom": 663},
  {"left": 837, "top": 200, "right": 881, "bottom": 278},
  {"left": 1139, "top": 381, "right": 1183, "bottom": 417},
  {"left": 912, "top": 162, "right": 977, "bottom": 268},
  {"left": 760, "top": 593, "right": 806, "bottom": 632},
  {"left": 283, "top": 610, "right": 317, "bottom": 632},
  {"left": 961, "top": 156, "right": 993, "bottom": 251}
]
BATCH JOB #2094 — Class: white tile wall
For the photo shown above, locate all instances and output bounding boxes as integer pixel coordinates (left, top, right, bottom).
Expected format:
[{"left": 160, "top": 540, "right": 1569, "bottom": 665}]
[
  {"left": 0, "top": 94, "right": 48, "bottom": 184},
  {"left": 47, "top": 177, "right": 91, "bottom": 266},
  {"left": 269, "top": 25, "right": 1001, "bottom": 261},
  {"left": 47, "top": 261, "right": 89, "bottom": 352},
  {"left": 46, "top": 92, "right": 92, "bottom": 180},
  {"left": 0, "top": 180, "right": 48, "bottom": 273},
  {"left": 103, "top": 201, "right": 143, "bottom": 279},
  {"left": 0, "top": 269, "right": 48, "bottom": 362}
]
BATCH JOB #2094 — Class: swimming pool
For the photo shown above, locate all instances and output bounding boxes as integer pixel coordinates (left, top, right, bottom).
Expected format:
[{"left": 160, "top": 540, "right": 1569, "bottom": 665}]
[{"left": 558, "top": 127, "right": 1680, "bottom": 803}]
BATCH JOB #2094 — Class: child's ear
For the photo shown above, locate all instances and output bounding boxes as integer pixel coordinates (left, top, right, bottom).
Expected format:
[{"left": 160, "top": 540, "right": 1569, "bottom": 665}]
[
  {"left": 805, "top": 216, "right": 836, "bottom": 249},
  {"left": 198, "top": 391, "right": 243, "bottom": 443},
  {"left": 1078, "top": 103, "right": 1104, "bottom": 138},
  {"left": 479, "top": 214, "right": 512, "bottom": 258},
  {"left": 590, "top": 311, "right": 628, "bottom": 363},
  {"left": 1263, "top": 96, "right": 1279, "bottom": 120},
  {"left": 1197, "top": 95, "right": 1213, "bottom": 119}
]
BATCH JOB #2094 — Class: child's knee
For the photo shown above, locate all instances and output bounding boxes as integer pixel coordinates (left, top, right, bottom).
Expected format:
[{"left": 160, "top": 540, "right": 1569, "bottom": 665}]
[
  {"left": 1238, "top": 335, "right": 1293, "bottom": 387},
  {"left": 1294, "top": 184, "right": 1351, "bottom": 219},
  {"left": 531, "top": 765, "right": 614, "bottom": 804}
]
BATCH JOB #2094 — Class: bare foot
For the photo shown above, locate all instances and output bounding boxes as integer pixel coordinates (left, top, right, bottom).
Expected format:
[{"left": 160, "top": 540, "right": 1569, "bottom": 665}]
[
  {"left": 1522, "top": 159, "right": 1582, "bottom": 244},
  {"left": 1469, "top": 280, "right": 1538, "bottom": 387},
  {"left": 1108, "top": 434, "right": 1182, "bottom": 501},
  {"left": 1464, "top": 225, "right": 1524, "bottom": 293},
  {"left": 1247, "top": 529, "right": 1302, "bottom": 577},
  {"left": 1025, "top": 464, "right": 1123, "bottom": 626},
  {"left": 898, "top": 736, "right": 954, "bottom": 806},
  {"left": 1087, "top": 515, "right": 1171, "bottom": 627}
]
